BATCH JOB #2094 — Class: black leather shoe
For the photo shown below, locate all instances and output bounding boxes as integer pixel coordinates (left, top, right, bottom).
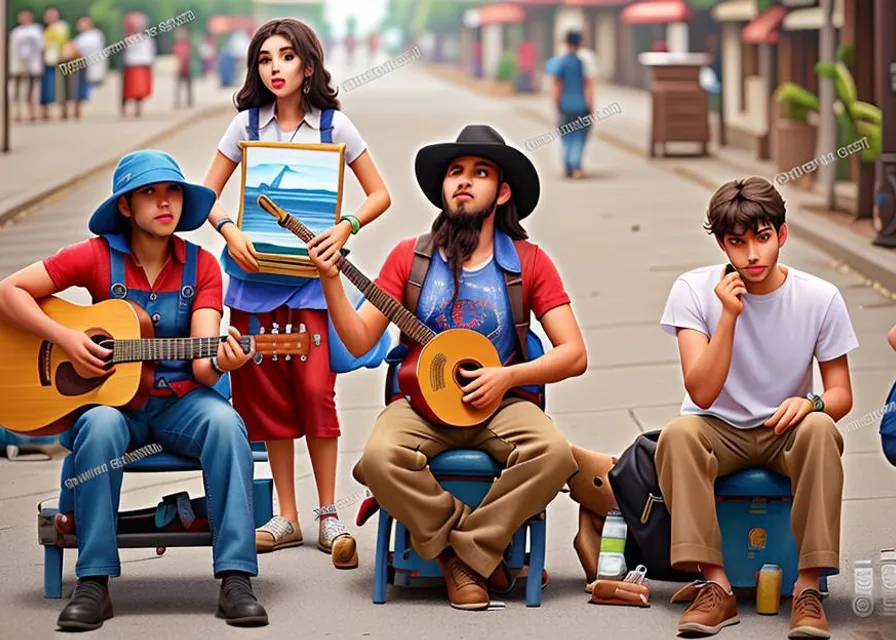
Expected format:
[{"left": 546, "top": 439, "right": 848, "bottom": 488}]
[
  {"left": 57, "top": 580, "right": 113, "bottom": 631},
  {"left": 216, "top": 575, "right": 268, "bottom": 626}
]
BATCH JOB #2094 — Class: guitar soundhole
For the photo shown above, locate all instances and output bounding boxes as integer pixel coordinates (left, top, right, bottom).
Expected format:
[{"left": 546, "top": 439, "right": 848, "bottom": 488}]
[
  {"left": 454, "top": 360, "right": 482, "bottom": 389},
  {"left": 430, "top": 353, "right": 447, "bottom": 391},
  {"left": 54, "top": 332, "right": 114, "bottom": 397}
]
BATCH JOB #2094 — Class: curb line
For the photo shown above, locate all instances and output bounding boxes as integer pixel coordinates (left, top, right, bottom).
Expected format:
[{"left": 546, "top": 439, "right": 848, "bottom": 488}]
[{"left": 0, "top": 103, "right": 233, "bottom": 229}]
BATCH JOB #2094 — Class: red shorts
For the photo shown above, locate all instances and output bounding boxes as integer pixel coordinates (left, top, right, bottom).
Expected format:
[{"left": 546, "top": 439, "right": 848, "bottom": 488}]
[{"left": 230, "top": 307, "right": 340, "bottom": 441}]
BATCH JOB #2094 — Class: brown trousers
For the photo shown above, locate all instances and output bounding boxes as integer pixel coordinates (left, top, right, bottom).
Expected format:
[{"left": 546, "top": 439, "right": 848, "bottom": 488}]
[
  {"left": 655, "top": 412, "right": 844, "bottom": 573},
  {"left": 352, "top": 398, "right": 578, "bottom": 578}
]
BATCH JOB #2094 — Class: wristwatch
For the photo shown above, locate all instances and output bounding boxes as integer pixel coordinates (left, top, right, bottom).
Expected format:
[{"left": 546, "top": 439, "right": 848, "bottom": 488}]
[{"left": 806, "top": 392, "right": 825, "bottom": 413}]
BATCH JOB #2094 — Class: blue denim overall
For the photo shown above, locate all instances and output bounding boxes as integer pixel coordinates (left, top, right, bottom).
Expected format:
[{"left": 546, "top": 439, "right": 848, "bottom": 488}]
[{"left": 58, "top": 235, "right": 257, "bottom": 578}]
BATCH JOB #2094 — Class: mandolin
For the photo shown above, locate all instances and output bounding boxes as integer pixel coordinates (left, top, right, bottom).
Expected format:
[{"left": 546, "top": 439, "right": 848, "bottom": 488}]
[
  {"left": 258, "top": 194, "right": 502, "bottom": 428},
  {"left": 0, "top": 296, "right": 309, "bottom": 435}
]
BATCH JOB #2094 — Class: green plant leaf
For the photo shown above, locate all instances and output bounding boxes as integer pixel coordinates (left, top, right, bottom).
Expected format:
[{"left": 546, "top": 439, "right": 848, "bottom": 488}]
[
  {"left": 837, "top": 43, "right": 855, "bottom": 69},
  {"left": 856, "top": 120, "right": 882, "bottom": 163},
  {"left": 850, "top": 100, "right": 882, "bottom": 125},
  {"left": 774, "top": 82, "right": 819, "bottom": 121}
]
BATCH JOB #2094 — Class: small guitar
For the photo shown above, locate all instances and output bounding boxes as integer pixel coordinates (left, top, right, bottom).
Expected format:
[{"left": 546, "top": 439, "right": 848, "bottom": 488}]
[
  {"left": 258, "top": 194, "right": 502, "bottom": 428},
  {"left": 0, "top": 296, "right": 309, "bottom": 435}
]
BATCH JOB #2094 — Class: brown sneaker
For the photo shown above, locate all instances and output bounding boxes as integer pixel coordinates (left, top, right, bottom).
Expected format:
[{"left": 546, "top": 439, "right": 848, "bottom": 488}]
[
  {"left": 437, "top": 551, "right": 490, "bottom": 610},
  {"left": 677, "top": 581, "right": 740, "bottom": 636},
  {"left": 789, "top": 588, "right": 830, "bottom": 639}
]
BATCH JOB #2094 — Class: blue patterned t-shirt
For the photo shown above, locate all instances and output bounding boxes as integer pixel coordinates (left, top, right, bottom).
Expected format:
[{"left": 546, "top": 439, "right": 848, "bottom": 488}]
[{"left": 416, "top": 249, "right": 517, "bottom": 365}]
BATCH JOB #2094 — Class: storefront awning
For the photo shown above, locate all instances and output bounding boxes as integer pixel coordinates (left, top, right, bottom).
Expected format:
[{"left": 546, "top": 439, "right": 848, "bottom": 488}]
[
  {"left": 464, "top": 3, "right": 526, "bottom": 28},
  {"left": 742, "top": 4, "right": 789, "bottom": 43},
  {"left": 782, "top": 0, "right": 844, "bottom": 30},
  {"left": 712, "top": 0, "right": 758, "bottom": 22},
  {"left": 565, "top": 0, "right": 631, "bottom": 6},
  {"left": 621, "top": 0, "right": 691, "bottom": 24}
]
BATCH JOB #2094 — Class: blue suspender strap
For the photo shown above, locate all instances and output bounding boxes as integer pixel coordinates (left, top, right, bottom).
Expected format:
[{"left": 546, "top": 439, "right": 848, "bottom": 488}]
[
  {"left": 108, "top": 243, "right": 127, "bottom": 299},
  {"left": 319, "top": 109, "right": 334, "bottom": 144},
  {"left": 248, "top": 107, "right": 259, "bottom": 141},
  {"left": 248, "top": 314, "right": 260, "bottom": 335},
  {"left": 180, "top": 241, "right": 198, "bottom": 307}
]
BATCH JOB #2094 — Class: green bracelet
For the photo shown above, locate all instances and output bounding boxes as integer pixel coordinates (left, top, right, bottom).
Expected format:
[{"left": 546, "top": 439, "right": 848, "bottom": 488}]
[{"left": 340, "top": 215, "right": 361, "bottom": 235}]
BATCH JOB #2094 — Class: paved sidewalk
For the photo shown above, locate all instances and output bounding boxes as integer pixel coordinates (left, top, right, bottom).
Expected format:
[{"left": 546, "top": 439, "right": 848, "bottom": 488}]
[
  {"left": 0, "top": 56, "right": 236, "bottom": 227},
  {"left": 425, "top": 63, "right": 896, "bottom": 299}
]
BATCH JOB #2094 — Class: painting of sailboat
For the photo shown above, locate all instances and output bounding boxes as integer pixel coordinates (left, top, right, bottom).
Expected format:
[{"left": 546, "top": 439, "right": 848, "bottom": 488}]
[{"left": 237, "top": 142, "right": 345, "bottom": 269}]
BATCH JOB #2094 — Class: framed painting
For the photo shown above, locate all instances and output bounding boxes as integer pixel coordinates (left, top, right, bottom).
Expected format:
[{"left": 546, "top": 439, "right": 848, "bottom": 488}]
[{"left": 236, "top": 140, "right": 346, "bottom": 278}]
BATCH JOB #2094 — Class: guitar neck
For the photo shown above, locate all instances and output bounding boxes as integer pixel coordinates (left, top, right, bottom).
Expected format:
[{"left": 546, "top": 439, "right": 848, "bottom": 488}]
[
  {"left": 277, "top": 212, "right": 436, "bottom": 345},
  {"left": 111, "top": 336, "right": 251, "bottom": 364}
]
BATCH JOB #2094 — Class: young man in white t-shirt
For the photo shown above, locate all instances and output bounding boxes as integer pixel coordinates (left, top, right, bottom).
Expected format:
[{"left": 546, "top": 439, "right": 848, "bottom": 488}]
[{"left": 656, "top": 177, "right": 858, "bottom": 639}]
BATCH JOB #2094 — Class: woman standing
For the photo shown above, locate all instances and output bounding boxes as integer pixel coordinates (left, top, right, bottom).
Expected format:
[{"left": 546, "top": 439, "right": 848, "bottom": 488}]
[{"left": 202, "top": 18, "right": 391, "bottom": 569}]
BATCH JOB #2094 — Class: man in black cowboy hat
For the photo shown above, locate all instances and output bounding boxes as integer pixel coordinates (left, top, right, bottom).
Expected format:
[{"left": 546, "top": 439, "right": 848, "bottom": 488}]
[{"left": 307, "top": 125, "right": 586, "bottom": 610}]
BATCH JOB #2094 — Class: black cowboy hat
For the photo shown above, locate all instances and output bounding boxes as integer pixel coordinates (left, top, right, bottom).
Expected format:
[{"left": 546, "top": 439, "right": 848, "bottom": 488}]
[{"left": 414, "top": 124, "right": 540, "bottom": 219}]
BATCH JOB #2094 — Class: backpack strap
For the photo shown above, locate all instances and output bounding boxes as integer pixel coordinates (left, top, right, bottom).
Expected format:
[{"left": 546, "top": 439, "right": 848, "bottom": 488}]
[
  {"left": 503, "top": 270, "right": 529, "bottom": 363},
  {"left": 404, "top": 233, "right": 434, "bottom": 319},
  {"left": 319, "top": 108, "right": 335, "bottom": 144},
  {"left": 248, "top": 107, "right": 259, "bottom": 141}
]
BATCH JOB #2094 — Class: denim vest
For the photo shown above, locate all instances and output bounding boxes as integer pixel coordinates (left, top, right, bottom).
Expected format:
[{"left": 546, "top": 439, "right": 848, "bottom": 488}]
[{"left": 103, "top": 234, "right": 198, "bottom": 392}]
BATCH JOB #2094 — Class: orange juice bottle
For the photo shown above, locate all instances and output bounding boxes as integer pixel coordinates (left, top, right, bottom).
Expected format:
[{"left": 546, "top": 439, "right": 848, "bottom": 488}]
[{"left": 756, "top": 564, "right": 783, "bottom": 615}]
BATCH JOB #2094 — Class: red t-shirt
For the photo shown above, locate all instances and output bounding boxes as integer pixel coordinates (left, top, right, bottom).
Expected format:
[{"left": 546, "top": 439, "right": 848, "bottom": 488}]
[
  {"left": 43, "top": 236, "right": 223, "bottom": 398},
  {"left": 374, "top": 237, "right": 571, "bottom": 326}
]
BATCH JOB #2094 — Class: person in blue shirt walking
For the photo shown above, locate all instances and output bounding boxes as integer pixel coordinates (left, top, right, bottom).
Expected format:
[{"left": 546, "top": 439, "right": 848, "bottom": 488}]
[{"left": 547, "top": 31, "right": 594, "bottom": 179}]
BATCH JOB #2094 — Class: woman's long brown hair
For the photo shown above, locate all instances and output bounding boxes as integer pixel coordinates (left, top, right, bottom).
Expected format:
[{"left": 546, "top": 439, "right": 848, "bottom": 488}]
[{"left": 234, "top": 18, "right": 340, "bottom": 113}]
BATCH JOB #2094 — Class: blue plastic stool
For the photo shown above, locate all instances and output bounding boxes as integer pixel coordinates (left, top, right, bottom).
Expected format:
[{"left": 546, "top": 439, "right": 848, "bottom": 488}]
[
  {"left": 715, "top": 467, "right": 838, "bottom": 596},
  {"left": 372, "top": 449, "right": 547, "bottom": 607},
  {"left": 40, "top": 374, "right": 274, "bottom": 598}
]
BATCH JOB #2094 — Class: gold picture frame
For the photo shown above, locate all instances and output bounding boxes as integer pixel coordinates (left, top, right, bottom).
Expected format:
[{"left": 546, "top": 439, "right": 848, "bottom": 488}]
[{"left": 236, "top": 140, "right": 346, "bottom": 278}]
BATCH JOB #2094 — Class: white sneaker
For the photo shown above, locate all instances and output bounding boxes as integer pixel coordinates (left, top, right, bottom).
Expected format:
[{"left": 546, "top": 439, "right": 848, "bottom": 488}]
[{"left": 314, "top": 505, "right": 358, "bottom": 569}]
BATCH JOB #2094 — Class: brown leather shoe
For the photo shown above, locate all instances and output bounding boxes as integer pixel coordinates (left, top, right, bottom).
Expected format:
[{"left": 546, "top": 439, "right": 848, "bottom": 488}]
[
  {"left": 677, "top": 581, "right": 740, "bottom": 636},
  {"left": 789, "top": 588, "right": 831, "bottom": 639},
  {"left": 437, "top": 551, "right": 490, "bottom": 610},
  {"left": 487, "top": 560, "right": 516, "bottom": 593}
]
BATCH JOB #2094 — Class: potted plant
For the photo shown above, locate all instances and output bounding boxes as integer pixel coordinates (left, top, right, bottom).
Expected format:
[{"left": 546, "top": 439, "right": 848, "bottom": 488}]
[
  {"left": 773, "top": 82, "right": 820, "bottom": 189},
  {"left": 773, "top": 45, "right": 881, "bottom": 191}
]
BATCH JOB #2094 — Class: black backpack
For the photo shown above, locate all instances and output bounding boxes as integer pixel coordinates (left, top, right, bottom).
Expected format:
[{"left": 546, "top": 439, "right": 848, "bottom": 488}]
[{"left": 608, "top": 429, "right": 700, "bottom": 583}]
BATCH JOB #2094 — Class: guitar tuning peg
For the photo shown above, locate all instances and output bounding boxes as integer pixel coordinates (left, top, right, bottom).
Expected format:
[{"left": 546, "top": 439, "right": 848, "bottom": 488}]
[
  {"left": 299, "top": 323, "right": 306, "bottom": 334},
  {"left": 271, "top": 322, "right": 280, "bottom": 335},
  {"left": 285, "top": 354, "right": 292, "bottom": 361},
  {"left": 271, "top": 354, "right": 278, "bottom": 362},
  {"left": 300, "top": 355, "right": 307, "bottom": 362},
  {"left": 285, "top": 323, "right": 293, "bottom": 334},
  {"left": 259, "top": 327, "right": 266, "bottom": 335},
  {"left": 253, "top": 353, "right": 263, "bottom": 365}
]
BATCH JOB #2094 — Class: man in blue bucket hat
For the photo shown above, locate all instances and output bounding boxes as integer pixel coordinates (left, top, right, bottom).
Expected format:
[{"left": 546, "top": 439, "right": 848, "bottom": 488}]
[{"left": 0, "top": 149, "right": 269, "bottom": 630}]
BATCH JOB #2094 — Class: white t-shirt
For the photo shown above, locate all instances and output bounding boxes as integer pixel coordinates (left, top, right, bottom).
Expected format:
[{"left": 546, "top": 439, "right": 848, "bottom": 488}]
[
  {"left": 217, "top": 103, "right": 368, "bottom": 166},
  {"left": 660, "top": 264, "right": 859, "bottom": 428},
  {"left": 124, "top": 36, "right": 155, "bottom": 67},
  {"left": 75, "top": 28, "right": 107, "bottom": 83},
  {"left": 10, "top": 24, "right": 44, "bottom": 76}
]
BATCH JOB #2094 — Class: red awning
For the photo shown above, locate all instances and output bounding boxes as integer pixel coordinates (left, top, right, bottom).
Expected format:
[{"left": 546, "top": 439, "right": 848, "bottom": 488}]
[
  {"left": 742, "top": 4, "right": 789, "bottom": 44},
  {"left": 477, "top": 3, "right": 526, "bottom": 25},
  {"left": 621, "top": 0, "right": 691, "bottom": 24}
]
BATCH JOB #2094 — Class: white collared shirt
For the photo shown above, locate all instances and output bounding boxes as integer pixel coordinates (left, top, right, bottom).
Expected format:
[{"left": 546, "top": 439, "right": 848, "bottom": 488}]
[{"left": 217, "top": 103, "right": 367, "bottom": 166}]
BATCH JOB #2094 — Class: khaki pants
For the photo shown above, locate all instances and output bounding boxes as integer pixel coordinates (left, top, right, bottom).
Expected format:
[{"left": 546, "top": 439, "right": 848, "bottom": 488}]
[
  {"left": 655, "top": 412, "right": 844, "bottom": 573},
  {"left": 353, "top": 398, "right": 578, "bottom": 578}
]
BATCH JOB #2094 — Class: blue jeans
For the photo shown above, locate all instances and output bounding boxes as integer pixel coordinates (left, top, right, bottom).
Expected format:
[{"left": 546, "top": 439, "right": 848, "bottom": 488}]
[
  {"left": 559, "top": 111, "right": 591, "bottom": 174},
  {"left": 58, "top": 389, "right": 257, "bottom": 578}
]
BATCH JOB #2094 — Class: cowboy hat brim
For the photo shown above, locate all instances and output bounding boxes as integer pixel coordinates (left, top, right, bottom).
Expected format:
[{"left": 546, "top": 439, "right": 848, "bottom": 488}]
[
  {"left": 414, "top": 142, "right": 540, "bottom": 219},
  {"left": 88, "top": 168, "right": 217, "bottom": 236}
]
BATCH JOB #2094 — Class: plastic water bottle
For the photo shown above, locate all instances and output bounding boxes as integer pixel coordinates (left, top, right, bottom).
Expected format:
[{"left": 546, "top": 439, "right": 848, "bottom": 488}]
[{"left": 597, "top": 509, "right": 628, "bottom": 580}]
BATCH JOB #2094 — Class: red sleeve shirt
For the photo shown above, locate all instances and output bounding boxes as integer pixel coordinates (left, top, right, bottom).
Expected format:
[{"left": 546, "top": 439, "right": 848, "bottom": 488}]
[
  {"left": 43, "top": 237, "right": 222, "bottom": 313},
  {"left": 374, "top": 237, "right": 417, "bottom": 303}
]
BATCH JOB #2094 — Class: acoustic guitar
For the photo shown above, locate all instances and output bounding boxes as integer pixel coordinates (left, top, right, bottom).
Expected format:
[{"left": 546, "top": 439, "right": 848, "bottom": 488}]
[
  {"left": 257, "top": 194, "right": 502, "bottom": 428},
  {"left": 0, "top": 296, "right": 309, "bottom": 436}
]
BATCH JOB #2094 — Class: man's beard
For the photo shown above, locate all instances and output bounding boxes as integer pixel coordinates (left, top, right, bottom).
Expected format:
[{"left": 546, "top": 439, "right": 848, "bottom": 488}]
[{"left": 431, "top": 192, "right": 497, "bottom": 303}]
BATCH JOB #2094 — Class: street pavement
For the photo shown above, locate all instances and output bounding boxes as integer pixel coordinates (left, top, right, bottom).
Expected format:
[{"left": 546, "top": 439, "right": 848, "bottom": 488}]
[{"left": 1, "top": 50, "right": 896, "bottom": 640}]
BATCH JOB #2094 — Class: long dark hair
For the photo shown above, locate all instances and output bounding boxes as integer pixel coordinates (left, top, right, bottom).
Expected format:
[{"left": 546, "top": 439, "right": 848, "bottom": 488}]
[
  {"left": 234, "top": 19, "right": 340, "bottom": 113},
  {"left": 431, "top": 185, "right": 528, "bottom": 304}
]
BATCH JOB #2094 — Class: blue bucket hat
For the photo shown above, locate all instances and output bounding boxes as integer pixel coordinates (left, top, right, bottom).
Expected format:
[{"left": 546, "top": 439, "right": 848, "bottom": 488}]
[{"left": 88, "top": 150, "right": 217, "bottom": 235}]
